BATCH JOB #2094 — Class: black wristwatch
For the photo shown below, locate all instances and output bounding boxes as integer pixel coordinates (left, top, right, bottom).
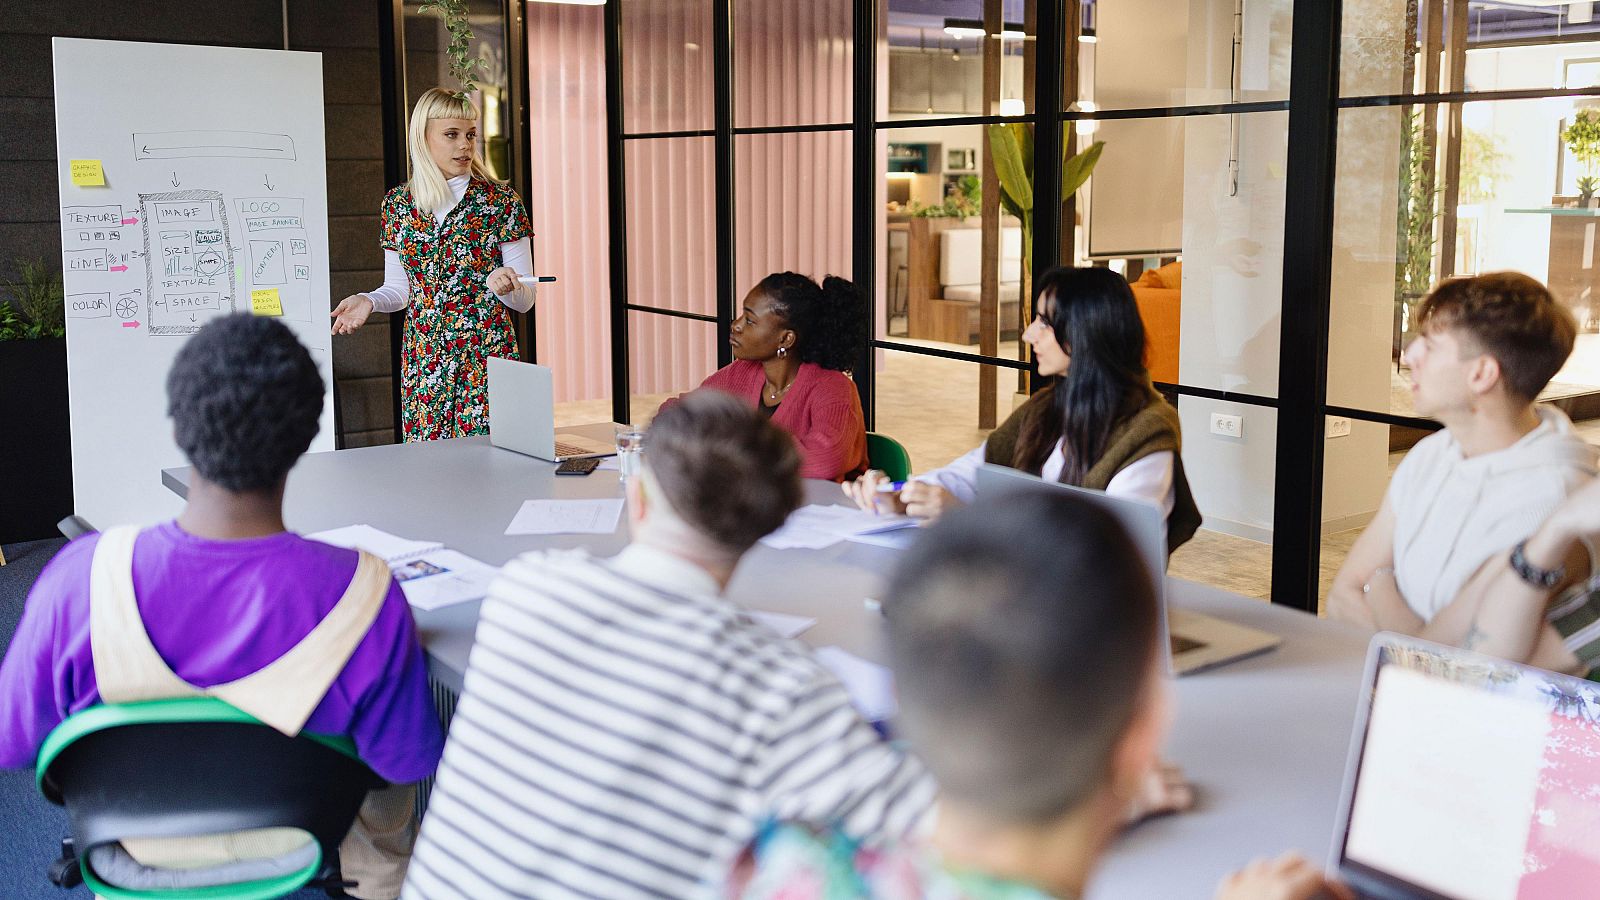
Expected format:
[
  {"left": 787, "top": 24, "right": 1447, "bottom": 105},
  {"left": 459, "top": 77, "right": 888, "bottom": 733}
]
[{"left": 1510, "top": 539, "right": 1564, "bottom": 589}]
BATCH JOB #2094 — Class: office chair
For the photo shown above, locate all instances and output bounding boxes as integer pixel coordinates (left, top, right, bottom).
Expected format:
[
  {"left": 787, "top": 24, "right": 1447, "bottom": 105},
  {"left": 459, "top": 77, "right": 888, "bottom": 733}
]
[
  {"left": 865, "top": 432, "right": 913, "bottom": 483},
  {"left": 38, "top": 697, "right": 382, "bottom": 899}
]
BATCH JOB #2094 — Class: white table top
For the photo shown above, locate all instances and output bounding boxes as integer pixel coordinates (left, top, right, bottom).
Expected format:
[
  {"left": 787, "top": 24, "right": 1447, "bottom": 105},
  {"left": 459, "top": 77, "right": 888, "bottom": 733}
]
[{"left": 163, "top": 434, "right": 1375, "bottom": 898}]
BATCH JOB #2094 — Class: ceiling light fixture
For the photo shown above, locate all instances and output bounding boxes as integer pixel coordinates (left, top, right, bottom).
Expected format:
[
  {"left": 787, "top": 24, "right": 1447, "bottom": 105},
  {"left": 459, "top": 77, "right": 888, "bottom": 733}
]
[
  {"left": 942, "top": 18, "right": 1030, "bottom": 40},
  {"left": 943, "top": 19, "right": 986, "bottom": 39}
]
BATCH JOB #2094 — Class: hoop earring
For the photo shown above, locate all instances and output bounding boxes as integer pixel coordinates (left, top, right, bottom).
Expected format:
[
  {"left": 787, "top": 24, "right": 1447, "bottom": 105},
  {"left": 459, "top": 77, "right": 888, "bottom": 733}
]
[{"left": 777, "top": 346, "right": 788, "bottom": 358}]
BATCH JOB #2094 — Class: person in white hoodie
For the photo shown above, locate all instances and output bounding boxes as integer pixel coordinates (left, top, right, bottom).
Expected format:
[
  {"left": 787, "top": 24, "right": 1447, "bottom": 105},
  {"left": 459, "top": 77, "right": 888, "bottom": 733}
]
[{"left": 1330, "top": 272, "right": 1597, "bottom": 673}]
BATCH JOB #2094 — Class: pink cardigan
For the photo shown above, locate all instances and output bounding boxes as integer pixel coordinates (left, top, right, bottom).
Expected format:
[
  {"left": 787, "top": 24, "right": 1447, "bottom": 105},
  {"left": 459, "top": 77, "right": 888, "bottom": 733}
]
[{"left": 665, "top": 360, "right": 869, "bottom": 482}]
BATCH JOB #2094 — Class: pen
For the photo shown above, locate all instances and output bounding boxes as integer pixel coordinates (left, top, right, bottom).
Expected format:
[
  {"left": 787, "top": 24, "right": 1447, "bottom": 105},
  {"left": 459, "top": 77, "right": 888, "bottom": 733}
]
[
  {"left": 875, "top": 481, "right": 906, "bottom": 493},
  {"left": 517, "top": 275, "right": 558, "bottom": 284}
]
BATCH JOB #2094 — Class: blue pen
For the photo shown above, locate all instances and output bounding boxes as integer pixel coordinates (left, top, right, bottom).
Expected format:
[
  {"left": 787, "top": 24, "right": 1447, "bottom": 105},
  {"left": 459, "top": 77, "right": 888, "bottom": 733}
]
[{"left": 875, "top": 480, "right": 906, "bottom": 493}]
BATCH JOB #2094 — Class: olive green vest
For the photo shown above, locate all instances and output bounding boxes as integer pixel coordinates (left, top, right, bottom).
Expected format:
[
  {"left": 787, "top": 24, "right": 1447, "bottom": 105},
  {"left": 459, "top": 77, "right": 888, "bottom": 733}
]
[{"left": 983, "top": 385, "right": 1203, "bottom": 554}]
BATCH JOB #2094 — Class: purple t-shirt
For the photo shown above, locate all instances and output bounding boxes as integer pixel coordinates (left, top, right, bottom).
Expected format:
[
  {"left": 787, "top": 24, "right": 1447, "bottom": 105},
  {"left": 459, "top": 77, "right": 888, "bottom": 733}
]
[{"left": 0, "top": 521, "right": 445, "bottom": 783}]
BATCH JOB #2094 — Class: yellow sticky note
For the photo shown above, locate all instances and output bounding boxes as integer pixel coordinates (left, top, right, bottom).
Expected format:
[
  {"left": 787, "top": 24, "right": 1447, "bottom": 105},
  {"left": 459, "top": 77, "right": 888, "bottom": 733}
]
[
  {"left": 251, "top": 288, "right": 283, "bottom": 316},
  {"left": 69, "top": 159, "right": 105, "bottom": 186}
]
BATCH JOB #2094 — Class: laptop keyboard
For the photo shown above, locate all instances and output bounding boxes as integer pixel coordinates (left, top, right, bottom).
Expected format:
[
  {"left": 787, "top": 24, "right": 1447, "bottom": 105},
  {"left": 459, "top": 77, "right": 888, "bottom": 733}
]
[{"left": 555, "top": 441, "right": 597, "bottom": 457}]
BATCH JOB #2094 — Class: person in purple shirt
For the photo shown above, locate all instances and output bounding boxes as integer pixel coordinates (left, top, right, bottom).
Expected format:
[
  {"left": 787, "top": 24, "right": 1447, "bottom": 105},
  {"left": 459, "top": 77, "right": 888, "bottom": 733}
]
[{"left": 0, "top": 314, "right": 444, "bottom": 900}]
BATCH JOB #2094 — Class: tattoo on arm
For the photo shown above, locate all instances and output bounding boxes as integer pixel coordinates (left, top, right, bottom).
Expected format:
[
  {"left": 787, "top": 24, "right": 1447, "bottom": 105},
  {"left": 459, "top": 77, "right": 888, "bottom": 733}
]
[{"left": 1464, "top": 621, "right": 1487, "bottom": 650}]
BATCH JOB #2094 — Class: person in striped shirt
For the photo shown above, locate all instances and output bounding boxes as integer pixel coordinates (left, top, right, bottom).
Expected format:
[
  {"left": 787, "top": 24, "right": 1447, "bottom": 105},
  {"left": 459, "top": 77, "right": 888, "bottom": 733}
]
[{"left": 403, "top": 391, "right": 936, "bottom": 899}]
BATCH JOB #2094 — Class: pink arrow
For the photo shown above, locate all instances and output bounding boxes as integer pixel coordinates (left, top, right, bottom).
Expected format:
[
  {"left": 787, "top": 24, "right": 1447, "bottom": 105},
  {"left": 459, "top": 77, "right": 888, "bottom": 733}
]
[
  {"left": 110, "top": 264, "right": 128, "bottom": 272},
  {"left": 121, "top": 216, "right": 138, "bottom": 225},
  {"left": 121, "top": 321, "right": 140, "bottom": 328}
]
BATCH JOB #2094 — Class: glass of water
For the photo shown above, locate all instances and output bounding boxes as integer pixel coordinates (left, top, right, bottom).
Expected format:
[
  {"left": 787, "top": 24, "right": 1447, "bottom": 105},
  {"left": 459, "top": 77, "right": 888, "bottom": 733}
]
[{"left": 614, "top": 423, "right": 645, "bottom": 481}]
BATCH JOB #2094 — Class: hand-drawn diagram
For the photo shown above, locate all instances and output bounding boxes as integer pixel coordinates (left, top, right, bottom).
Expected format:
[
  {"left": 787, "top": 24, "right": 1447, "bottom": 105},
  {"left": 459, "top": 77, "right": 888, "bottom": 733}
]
[
  {"left": 140, "top": 190, "right": 236, "bottom": 335},
  {"left": 67, "top": 292, "right": 110, "bottom": 319},
  {"left": 236, "top": 197, "right": 312, "bottom": 321},
  {"left": 114, "top": 292, "right": 140, "bottom": 319},
  {"left": 62, "top": 205, "right": 131, "bottom": 250},
  {"left": 64, "top": 249, "right": 109, "bottom": 273},
  {"left": 132, "top": 131, "right": 296, "bottom": 161}
]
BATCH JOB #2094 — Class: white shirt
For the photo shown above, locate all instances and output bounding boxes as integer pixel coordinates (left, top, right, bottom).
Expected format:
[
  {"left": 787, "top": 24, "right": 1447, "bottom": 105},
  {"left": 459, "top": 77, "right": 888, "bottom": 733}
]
[
  {"left": 1390, "top": 406, "right": 1597, "bottom": 621},
  {"left": 919, "top": 441, "right": 1177, "bottom": 520},
  {"left": 364, "top": 175, "right": 536, "bottom": 314}
]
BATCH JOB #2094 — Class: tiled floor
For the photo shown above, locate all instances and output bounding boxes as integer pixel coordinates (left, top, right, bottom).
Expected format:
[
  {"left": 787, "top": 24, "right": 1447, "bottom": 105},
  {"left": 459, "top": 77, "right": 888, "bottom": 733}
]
[{"left": 558, "top": 339, "right": 1600, "bottom": 612}]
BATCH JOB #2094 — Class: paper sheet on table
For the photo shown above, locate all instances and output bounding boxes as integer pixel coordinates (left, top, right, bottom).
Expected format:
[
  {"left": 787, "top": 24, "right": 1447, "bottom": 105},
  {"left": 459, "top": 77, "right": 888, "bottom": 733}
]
[
  {"left": 595, "top": 457, "right": 620, "bottom": 471},
  {"left": 747, "top": 610, "right": 817, "bottom": 639},
  {"left": 308, "top": 524, "right": 442, "bottom": 565},
  {"left": 760, "top": 505, "right": 918, "bottom": 550},
  {"left": 846, "top": 527, "right": 920, "bottom": 551},
  {"left": 393, "top": 549, "right": 501, "bottom": 611},
  {"left": 815, "top": 646, "right": 898, "bottom": 722},
  {"left": 506, "top": 498, "right": 626, "bottom": 535}
]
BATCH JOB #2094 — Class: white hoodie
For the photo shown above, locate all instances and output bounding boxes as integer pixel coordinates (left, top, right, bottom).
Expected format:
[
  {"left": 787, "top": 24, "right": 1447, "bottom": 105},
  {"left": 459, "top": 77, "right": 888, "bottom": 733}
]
[{"left": 1390, "top": 405, "right": 1598, "bottom": 622}]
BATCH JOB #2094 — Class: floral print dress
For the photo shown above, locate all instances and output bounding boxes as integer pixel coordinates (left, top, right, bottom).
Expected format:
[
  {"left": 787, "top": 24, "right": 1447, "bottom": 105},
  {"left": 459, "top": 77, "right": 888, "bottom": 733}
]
[{"left": 380, "top": 176, "right": 533, "bottom": 442}]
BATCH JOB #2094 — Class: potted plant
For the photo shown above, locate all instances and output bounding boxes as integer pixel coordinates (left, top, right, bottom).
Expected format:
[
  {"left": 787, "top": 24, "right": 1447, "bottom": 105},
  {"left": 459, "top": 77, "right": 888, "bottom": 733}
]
[
  {"left": 1563, "top": 109, "right": 1600, "bottom": 206},
  {"left": 1, "top": 258, "right": 73, "bottom": 543}
]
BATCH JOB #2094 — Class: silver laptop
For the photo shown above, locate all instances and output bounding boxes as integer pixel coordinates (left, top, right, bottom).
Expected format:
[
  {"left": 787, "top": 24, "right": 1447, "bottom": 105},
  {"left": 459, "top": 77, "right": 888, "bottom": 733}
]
[
  {"left": 974, "top": 464, "right": 1280, "bottom": 675},
  {"left": 487, "top": 357, "right": 615, "bottom": 461},
  {"left": 1331, "top": 634, "right": 1600, "bottom": 899}
]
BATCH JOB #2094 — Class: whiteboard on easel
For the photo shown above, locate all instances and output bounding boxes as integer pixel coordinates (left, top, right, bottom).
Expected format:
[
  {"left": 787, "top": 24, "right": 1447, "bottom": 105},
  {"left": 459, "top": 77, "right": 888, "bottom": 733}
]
[{"left": 52, "top": 38, "right": 335, "bottom": 529}]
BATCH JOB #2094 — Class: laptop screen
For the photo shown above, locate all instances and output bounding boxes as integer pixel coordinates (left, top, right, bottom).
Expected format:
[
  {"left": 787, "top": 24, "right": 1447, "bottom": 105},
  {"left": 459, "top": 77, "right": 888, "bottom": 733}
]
[{"left": 1337, "top": 637, "right": 1600, "bottom": 899}]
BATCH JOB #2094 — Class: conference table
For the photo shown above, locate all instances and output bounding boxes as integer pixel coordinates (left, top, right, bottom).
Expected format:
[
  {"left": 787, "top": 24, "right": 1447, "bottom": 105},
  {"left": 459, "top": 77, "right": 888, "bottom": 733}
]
[{"left": 163, "top": 429, "right": 1376, "bottom": 899}]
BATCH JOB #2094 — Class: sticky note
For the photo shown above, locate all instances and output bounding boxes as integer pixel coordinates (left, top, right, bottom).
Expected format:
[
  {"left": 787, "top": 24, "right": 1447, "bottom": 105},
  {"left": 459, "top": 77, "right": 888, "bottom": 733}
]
[
  {"left": 69, "top": 159, "right": 105, "bottom": 186},
  {"left": 250, "top": 288, "right": 283, "bottom": 316}
]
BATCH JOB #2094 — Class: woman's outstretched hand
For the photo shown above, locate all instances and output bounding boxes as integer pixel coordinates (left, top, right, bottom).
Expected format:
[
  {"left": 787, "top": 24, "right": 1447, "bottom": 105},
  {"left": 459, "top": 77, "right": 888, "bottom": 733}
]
[{"left": 331, "top": 294, "right": 374, "bottom": 335}]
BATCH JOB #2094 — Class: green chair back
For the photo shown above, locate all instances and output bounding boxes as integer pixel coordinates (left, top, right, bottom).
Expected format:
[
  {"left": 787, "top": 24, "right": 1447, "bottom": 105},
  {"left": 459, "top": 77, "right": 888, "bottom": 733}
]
[
  {"left": 866, "top": 432, "right": 912, "bottom": 482},
  {"left": 37, "top": 697, "right": 365, "bottom": 900}
]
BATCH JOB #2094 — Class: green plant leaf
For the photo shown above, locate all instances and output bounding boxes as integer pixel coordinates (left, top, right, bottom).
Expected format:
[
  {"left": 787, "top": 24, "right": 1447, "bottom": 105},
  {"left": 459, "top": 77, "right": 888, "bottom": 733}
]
[
  {"left": 1012, "top": 123, "right": 1034, "bottom": 180},
  {"left": 988, "top": 124, "right": 1033, "bottom": 213},
  {"left": 1062, "top": 139, "right": 1105, "bottom": 201},
  {"left": 419, "top": 0, "right": 480, "bottom": 94}
]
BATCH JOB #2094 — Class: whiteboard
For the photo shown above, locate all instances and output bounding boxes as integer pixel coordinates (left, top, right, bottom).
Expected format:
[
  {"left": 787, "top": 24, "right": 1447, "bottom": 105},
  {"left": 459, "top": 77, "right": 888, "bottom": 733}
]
[{"left": 53, "top": 38, "right": 335, "bottom": 528}]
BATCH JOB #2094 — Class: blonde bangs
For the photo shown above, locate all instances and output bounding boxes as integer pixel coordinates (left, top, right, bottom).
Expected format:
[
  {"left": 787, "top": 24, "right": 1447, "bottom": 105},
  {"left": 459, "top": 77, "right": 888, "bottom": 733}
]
[{"left": 406, "top": 87, "right": 499, "bottom": 217}]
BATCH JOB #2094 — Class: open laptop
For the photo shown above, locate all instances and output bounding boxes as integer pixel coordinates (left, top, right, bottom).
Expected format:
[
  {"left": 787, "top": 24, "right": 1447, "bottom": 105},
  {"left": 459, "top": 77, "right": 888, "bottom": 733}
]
[
  {"left": 1330, "top": 634, "right": 1600, "bottom": 899},
  {"left": 974, "top": 464, "right": 1280, "bottom": 675},
  {"left": 487, "top": 357, "right": 616, "bottom": 461}
]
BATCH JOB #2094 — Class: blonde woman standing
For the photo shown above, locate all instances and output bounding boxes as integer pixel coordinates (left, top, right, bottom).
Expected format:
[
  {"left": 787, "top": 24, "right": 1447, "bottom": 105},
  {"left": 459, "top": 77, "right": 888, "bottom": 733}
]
[{"left": 330, "top": 87, "right": 537, "bottom": 441}]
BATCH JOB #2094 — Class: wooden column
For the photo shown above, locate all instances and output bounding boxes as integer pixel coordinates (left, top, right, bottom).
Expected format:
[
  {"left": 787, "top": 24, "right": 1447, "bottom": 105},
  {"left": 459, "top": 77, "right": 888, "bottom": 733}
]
[
  {"left": 1437, "top": 0, "right": 1467, "bottom": 278},
  {"left": 978, "top": 0, "right": 1003, "bottom": 428}
]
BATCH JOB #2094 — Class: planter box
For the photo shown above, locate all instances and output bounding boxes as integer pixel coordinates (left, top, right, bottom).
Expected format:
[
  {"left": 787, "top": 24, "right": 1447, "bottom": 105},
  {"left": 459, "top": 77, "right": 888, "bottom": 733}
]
[{"left": 0, "top": 337, "right": 72, "bottom": 542}]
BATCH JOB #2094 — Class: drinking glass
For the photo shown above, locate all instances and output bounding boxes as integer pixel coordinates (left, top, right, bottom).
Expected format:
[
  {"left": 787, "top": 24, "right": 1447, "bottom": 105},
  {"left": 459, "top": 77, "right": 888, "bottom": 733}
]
[{"left": 615, "top": 424, "right": 645, "bottom": 480}]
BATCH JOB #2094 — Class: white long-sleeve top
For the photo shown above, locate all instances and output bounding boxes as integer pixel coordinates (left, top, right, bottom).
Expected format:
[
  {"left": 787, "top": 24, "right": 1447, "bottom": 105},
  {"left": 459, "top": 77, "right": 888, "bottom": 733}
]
[
  {"left": 364, "top": 174, "right": 536, "bottom": 314},
  {"left": 918, "top": 441, "right": 1176, "bottom": 519}
]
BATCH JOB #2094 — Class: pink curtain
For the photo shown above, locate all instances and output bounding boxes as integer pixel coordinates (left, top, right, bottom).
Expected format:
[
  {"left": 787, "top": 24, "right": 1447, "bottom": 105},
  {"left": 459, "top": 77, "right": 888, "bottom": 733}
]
[
  {"left": 526, "top": 0, "right": 854, "bottom": 401},
  {"left": 526, "top": 3, "right": 611, "bottom": 403}
]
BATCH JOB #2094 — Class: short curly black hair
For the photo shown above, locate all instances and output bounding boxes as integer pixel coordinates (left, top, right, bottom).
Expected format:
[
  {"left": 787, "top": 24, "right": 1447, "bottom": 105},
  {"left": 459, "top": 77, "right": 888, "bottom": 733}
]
[
  {"left": 758, "top": 272, "right": 866, "bottom": 372},
  {"left": 166, "top": 314, "right": 324, "bottom": 493}
]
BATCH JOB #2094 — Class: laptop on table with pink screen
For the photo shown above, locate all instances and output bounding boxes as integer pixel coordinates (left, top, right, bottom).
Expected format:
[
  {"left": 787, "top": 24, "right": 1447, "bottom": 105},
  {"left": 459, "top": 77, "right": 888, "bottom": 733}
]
[{"left": 1330, "top": 634, "right": 1600, "bottom": 899}]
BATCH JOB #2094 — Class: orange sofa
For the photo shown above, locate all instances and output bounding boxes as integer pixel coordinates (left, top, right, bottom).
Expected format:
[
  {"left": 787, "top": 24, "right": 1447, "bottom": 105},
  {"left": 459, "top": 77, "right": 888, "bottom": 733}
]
[{"left": 1131, "top": 260, "right": 1181, "bottom": 385}]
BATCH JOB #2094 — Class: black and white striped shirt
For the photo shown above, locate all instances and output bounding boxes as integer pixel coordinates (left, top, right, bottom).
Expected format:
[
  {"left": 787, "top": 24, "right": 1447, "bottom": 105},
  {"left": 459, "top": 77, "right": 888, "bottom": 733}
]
[{"left": 404, "top": 544, "right": 936, "bottom": 899}]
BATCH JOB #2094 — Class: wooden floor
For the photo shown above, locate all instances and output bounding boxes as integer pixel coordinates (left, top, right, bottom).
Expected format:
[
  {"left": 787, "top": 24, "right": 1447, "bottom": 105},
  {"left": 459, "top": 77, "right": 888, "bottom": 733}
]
[{"left": 557, "top": 341, "right": 1600, "bottom": 611}]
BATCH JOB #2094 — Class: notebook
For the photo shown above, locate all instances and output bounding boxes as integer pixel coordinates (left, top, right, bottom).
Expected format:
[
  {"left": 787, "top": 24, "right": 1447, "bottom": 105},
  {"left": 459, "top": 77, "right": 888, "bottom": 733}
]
[
  {"left": 1330, "top": 634, "right": 1600, "bottom": 899},
  {"left": 308, "top": 525, "right": 500, "bottom": 611}
]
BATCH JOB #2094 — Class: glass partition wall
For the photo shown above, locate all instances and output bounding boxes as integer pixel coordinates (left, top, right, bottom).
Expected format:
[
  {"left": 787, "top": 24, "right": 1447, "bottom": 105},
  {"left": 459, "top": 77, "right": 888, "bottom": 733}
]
[{"left": 562, "top": 0, "right": 1600, "bottom": 611}]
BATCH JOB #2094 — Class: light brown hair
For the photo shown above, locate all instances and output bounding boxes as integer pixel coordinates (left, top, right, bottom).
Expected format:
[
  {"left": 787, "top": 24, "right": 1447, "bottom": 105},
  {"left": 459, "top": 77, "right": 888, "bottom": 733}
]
[
  {"left": 645, "top": 391, "right": 803, "bottom": 554},
  {"left": 1416, "top": 272, "right": 1576, "bottom": 403}
]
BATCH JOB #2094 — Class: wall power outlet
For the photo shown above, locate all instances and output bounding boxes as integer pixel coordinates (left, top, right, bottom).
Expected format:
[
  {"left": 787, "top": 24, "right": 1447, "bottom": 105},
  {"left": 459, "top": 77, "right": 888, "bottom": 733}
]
[{"left": 1209, "top": 413, "right": 1243, "bottom": 438}]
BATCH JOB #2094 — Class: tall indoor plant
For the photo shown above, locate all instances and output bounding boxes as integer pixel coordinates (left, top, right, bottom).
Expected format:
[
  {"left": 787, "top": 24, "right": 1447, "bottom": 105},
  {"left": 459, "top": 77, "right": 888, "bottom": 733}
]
[
  {"left": 987, "top": 123, "right": 1104, "bottom": 312},
  {"left": 1, "top": 258, "right": 72, "bottom": 542}
]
